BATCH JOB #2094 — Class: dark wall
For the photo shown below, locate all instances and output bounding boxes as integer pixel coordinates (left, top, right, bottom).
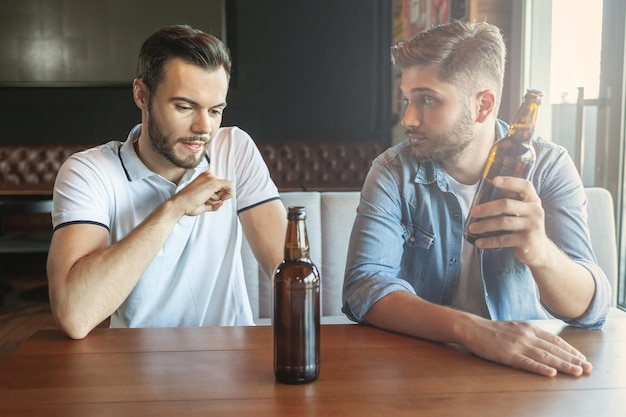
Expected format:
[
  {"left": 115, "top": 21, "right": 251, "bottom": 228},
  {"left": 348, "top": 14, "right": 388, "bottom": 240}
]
[
  {"left": 0, "top": 0, "right": 392, "bottom": 146},
  {"left": 222, "top": 0, "right": 393, "bottom": 143},
  {"left": 0, "top": 85, "right": 139, "bottom": 145}
]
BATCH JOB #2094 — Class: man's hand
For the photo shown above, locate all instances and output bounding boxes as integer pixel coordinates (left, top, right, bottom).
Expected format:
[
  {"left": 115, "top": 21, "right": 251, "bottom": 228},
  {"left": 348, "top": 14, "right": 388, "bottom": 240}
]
[
  {"left": 462, "top": 319, "right": 592, "bottom": 377},
  {"left": 465, "top": 174, "right": 596, "bottom": 321},
  {"left": 466, "top": 176, "right": 551, "bottom": 267},
  {"left": 173, "top": 170, "right": 234, "bottom": 216}
]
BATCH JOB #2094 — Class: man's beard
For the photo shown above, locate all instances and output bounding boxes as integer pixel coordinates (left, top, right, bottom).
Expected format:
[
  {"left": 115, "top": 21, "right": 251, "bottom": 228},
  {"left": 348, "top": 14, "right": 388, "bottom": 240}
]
[
  {"left": 147, "top": 113, "right": 207, "bottom": 169},
  {"left": 409, "top": 108, "right": 475, "bottom": 163}
]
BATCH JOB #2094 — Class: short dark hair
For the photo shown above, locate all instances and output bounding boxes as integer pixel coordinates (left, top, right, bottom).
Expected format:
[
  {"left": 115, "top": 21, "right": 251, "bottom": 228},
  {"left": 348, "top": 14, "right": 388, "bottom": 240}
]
[
  {"left": 136, "top": 25, "right": 231, "bottom": 91},
  {"left": 391, "top": 20, "right": 506, "bottom": 100}
]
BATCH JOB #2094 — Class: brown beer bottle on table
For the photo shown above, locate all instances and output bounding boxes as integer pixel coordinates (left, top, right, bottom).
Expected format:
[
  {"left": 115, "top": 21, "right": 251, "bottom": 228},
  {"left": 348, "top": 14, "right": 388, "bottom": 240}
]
[
  {"left": 463, "top": 88, "right": 543, "bottom": 245},
  {"left": 273, "top": 206, "right": 320, "bottom": 384}
]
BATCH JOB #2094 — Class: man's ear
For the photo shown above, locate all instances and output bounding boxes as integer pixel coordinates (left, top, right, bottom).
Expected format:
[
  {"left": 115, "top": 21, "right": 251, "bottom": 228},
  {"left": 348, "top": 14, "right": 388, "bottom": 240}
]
[
  {"left": 476, "top": 89, "right": 496, "bottom": 123},
  {"left": 132, "top": 79, "right": 149, "bottom": 111}
]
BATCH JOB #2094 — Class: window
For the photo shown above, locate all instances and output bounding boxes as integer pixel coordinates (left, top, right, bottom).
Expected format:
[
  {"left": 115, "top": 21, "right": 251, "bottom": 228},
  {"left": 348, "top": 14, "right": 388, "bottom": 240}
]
[{"left": 524, "top": 0, "right": 626, "bottom": 310}]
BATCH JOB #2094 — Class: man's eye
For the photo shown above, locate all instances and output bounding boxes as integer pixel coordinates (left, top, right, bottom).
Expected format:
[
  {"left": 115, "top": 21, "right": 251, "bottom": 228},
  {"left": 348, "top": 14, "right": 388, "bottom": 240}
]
[
  {"left": 176, "top": 105, "right": 192, "bottom": 112},
  {"left": 423, "top": 96, "right": 437, "bottom": 106},
  {"left": 210, "top": 109, "right": 223, "bottom": 116}
]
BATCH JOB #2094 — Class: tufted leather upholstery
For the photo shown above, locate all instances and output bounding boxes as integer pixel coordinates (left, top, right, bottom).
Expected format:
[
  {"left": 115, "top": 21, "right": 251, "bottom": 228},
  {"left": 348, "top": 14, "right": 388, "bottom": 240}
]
[
  {"left": 0, "top": 145, "right": 90, "bottom": 193},
  {"left": 0, "top": 141, "right": 387, "bottom": 193},
  {"left": 258, "top": 141, "right": 386, "bottom": 190}
]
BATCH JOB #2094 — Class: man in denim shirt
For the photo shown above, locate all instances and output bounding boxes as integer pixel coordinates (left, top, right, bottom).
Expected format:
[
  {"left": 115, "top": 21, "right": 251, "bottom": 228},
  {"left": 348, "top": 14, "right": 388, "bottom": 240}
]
[{"left": 342, "top": 20, "right": 612, "bottom": 377}]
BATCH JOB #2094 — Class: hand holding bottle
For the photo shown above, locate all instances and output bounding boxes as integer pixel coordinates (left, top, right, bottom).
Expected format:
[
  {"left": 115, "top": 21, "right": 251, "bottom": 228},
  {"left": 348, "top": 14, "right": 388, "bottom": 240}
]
[
  {"left": 465, "top": 175, "right": 553, "bottom": 266},
  {"left": 464, "top": 89, "right": 543, "bottom": 244}
]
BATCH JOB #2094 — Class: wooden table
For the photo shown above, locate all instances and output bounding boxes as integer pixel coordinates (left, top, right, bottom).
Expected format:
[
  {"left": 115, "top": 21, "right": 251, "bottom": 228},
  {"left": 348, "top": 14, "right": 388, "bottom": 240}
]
[{"left": 1, "top": 320, "right": 625, "bottom": 417}]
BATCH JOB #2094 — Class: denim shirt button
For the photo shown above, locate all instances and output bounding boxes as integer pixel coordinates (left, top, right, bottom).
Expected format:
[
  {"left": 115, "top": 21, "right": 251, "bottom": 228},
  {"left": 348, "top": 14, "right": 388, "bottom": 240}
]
[
  {"left": 453, "top": 212, "right": 460, "bottom": 218},
  {"left": 449, "top": 257, "right": 457, "bottom": 264}
]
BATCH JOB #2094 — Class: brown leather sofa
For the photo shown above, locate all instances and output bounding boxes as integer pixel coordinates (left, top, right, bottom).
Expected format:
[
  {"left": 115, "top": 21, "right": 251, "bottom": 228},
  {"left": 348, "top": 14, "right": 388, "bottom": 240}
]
[
  {"left": 0, "top": 145, "right": 90, "bottom": 194},
  {"left": 0, "top": 141, "right": 387, "bottom": 194},
  {"left": 258, "top": 141, "right": 386, "bottom": 191}
]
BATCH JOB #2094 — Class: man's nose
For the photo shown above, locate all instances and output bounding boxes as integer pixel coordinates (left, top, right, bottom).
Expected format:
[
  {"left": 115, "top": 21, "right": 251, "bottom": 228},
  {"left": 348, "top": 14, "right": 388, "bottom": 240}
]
[
  {"left": 191, "top": 111, "right": 212, "bottom": 135},
  {"left": 401, "top": 105, "right": 421, "bottom": 129}
]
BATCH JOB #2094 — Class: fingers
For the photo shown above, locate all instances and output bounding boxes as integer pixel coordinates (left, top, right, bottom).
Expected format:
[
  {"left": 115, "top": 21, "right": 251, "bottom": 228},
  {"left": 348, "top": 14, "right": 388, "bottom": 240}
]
[
  {"left": 508, "top": 326, "right": 592, "bottom": 377},
  {"left": 176, "top": 171, "right": 234, "bottom": 216},
  {"left": 204, "top": 187, "right": 232, "bottom": 212},
  {"left": 516, "top": 343, "right": 590, "bottom": 377},
  {"left": 468, "top": 176, "right": 539, "bottom": 222},
  {"left": 514, "top": 348, "right": 590, "bottom": 377},
  {"left": 205, "top": 199, "right": 225, "bottom": 212},
  {"left": 468, "top": 178, "right": 545, "bottom": 251},
  {"left": 492, "top": 176, "right": 539, "bottom": 202},
  {"left": 209, "top": 187, "right": 233, "bottom": 202},
  {"left": 469, "top": 191, "right": 541, "bottom": 222},
  {"left": 470, "top": 321, "right": 592, "bottom": 378}
]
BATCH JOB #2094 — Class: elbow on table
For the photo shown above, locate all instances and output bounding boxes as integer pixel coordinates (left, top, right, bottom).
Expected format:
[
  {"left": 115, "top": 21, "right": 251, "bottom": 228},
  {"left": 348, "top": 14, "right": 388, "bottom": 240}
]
[
  {"left": 51, "top": 303, "right": 96, "bottom": 340},
  {"left": 55, "top": 320, "right": 92, "bottom": 340},
  {"left": 64, "top": 327, "right": 91, "bottom": 340}
]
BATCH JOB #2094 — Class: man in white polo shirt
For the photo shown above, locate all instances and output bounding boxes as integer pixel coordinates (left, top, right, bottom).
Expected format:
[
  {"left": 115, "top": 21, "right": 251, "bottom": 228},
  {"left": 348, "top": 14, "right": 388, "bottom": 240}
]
[{"left": 47, "top": 25, "right": 287, "bottom": 339}]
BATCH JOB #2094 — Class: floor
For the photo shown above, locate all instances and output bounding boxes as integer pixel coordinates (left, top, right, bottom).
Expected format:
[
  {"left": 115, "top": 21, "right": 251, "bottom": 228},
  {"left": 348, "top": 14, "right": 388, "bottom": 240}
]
[{"left": 0, "top": 254, "right": 57, "bottom": 359}]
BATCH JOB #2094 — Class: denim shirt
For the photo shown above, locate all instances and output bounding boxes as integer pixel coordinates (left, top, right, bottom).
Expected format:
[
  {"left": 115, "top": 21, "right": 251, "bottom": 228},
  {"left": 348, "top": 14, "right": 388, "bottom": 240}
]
[{"left": 342, "top": 120, "right": 611, "bottom": 329}]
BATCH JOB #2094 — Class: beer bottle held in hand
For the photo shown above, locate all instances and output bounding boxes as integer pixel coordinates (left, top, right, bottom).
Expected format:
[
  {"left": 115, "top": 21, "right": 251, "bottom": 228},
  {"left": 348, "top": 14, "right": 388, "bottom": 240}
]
[
  {"left": 463, "top": 88, "right": 543, "bottom": 245},
  {"left": 273, "top": 206, "right": 320, "bottom": 384}
]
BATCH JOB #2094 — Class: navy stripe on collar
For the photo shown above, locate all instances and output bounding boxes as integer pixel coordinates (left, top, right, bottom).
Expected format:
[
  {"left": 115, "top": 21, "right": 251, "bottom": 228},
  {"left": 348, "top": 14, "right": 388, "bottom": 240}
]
[{"left": 118, "top": 141, "right": 132, "bottom": 182}]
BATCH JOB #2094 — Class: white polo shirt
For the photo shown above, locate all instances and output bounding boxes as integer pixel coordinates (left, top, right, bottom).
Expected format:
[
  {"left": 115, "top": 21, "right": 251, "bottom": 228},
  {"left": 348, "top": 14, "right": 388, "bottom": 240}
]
[{"left": 52, "top": 124, "right": 280, "bottom": 328}]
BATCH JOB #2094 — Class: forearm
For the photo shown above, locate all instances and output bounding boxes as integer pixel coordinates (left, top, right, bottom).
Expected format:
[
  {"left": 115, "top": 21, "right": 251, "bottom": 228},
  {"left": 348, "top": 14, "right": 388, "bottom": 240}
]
[
  {"left": 529, "top": 240, "right": 595, "bottom": 319},
  {"left": 363, "top": 290, "right": 475, "bottom": 345},
  {"left": 50, "top": 199, "right": 185, "bottom": 338}
]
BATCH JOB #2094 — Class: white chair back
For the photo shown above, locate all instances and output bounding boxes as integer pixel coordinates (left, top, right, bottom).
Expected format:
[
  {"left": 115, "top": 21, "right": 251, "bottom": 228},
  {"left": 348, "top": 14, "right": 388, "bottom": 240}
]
[{"left": 585, "top": 187, "right": 618, "bottom": 306}]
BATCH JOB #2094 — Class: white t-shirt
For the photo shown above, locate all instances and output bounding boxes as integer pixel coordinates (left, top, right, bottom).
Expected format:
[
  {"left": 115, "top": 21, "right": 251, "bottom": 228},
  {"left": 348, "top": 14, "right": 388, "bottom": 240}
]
[
  {"left": 444, "top": 173, "right": 490, "bottom": 318},
  {"left": 52, "top": 124, "right": 280, "bottom": 328}
]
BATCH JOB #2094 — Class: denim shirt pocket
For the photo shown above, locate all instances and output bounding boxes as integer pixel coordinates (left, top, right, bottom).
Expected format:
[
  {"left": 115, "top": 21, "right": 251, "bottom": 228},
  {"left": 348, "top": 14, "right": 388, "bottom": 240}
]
[{"left": 400, "top": 222, "right": 435, "bottom": 283}]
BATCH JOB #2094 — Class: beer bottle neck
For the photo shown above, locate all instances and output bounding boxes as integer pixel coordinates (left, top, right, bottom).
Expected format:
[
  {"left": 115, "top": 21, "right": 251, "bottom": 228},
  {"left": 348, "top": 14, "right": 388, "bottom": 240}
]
[
  {"left": 507, "top": 93, "right": 542, "bottom": 143},
  {"left": 284, "top": 219, "right": 310, "bottom": 260}
]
